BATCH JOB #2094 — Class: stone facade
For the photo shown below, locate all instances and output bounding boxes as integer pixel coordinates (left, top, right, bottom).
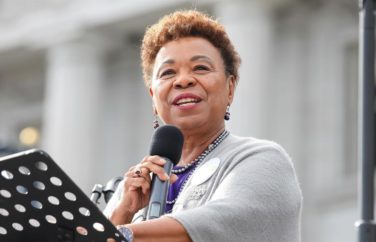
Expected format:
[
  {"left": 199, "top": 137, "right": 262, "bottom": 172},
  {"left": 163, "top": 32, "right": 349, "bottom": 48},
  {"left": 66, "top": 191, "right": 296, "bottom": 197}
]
[{"left": 0, "top": 0, "right": 361, "bottom": 241}]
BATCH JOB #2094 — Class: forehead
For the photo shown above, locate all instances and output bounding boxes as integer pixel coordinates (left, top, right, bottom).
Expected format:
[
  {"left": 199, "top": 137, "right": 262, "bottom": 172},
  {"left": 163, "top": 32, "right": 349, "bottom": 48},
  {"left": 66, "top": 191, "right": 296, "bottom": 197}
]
[{"left": 154, "top": 37, "right": 223, "bottom": 64}]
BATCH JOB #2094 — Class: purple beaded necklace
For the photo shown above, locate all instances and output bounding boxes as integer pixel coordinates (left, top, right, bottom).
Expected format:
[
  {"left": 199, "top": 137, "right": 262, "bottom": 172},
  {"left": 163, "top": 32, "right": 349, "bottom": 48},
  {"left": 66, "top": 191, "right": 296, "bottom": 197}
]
[{"left": 165, "top": 130, "right": 229, "bottom": 213}]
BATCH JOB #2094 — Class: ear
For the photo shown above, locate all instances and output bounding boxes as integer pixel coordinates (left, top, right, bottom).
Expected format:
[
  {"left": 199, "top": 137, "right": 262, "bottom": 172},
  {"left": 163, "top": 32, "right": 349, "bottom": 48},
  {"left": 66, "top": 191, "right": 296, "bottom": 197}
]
[
  {"left": 149, "top": 87, "right": 158, "bottom": 115},
  {"left": 227, "top": 75, "right": 236, "bottom": 105},
  {"left": 149, "top": 87, "right": 154, "bottom": 97}
]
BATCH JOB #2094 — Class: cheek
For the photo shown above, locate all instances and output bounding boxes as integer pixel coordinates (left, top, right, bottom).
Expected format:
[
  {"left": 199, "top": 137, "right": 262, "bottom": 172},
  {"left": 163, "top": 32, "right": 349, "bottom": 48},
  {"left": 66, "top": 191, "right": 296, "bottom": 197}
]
[
  {"left": 151, "top": 81, "right": 169, "bottom": 107},
  {"left": 151, "top": 78, "right": 165, "bottom": 96},
  {"left": 207, "top": 82, "right": 229, "bottom": 102},
  {"left": 151, "top": 79, "right": 161, "bottom": 93}
]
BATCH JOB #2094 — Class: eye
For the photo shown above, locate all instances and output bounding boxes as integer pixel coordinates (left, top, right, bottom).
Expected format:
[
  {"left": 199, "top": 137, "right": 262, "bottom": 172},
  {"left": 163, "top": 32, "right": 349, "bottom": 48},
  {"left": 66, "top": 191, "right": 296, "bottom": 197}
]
[
  {"left": 160, "top": 69, "right": 175, "bottom": 78},
  {"left": 194, "top": 65, "right": 210, "bottom": 72}
]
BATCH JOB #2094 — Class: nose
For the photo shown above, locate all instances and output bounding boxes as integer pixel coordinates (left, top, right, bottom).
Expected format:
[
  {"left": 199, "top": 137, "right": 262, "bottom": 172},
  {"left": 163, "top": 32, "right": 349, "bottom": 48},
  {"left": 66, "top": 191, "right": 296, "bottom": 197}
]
[{"left": 173, "top": 73, "right": 196, "bottom": 89}]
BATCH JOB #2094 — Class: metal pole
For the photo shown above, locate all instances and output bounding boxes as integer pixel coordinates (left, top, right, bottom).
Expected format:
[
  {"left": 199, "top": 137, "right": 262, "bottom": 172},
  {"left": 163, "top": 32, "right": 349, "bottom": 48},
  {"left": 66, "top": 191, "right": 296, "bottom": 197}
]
[{"left": 355, "top": 0, "right": 376, "bottom": 241}]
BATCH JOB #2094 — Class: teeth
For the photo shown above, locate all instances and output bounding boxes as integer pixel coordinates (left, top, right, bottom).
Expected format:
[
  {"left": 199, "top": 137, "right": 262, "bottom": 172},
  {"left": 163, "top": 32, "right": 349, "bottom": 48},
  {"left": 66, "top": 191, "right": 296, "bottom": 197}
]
[{"left": 176, "top": 98, "right": 198, "bottom": 105}]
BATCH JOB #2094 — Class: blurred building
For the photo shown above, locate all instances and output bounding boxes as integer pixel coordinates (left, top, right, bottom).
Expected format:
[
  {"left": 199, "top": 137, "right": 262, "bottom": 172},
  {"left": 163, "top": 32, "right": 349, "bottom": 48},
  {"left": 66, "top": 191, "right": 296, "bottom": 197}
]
[{"left": 0, "top": 0, "right": 360, "bottom": 241}]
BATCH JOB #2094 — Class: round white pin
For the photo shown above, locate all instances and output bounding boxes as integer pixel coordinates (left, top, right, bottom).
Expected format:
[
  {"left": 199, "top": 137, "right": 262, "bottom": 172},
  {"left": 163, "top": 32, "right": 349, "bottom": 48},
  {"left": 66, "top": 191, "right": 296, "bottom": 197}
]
[{"left": 191, "top": 158, "right": 221, "bottom": 186}]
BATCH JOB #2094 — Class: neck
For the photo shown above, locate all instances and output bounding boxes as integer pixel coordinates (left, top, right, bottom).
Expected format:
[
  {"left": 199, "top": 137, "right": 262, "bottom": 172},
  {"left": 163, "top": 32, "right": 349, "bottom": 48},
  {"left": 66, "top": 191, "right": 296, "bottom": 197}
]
[{"left": 178, "top": 125, "right": 225, "bottom": 166}]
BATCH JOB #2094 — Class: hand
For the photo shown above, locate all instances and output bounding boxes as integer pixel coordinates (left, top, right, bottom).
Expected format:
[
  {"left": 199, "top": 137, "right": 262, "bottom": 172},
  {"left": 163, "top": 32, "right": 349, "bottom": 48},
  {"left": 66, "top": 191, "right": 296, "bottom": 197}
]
[{"left": 109, "top": 156, "right": 178, "bottom": 225}]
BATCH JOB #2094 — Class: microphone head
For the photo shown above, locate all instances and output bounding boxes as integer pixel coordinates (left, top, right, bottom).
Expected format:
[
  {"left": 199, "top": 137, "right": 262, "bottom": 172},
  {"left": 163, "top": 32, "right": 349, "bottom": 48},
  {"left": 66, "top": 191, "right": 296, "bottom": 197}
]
[{"left": 149, "top": 125, "right": 184, "bottom": 164}]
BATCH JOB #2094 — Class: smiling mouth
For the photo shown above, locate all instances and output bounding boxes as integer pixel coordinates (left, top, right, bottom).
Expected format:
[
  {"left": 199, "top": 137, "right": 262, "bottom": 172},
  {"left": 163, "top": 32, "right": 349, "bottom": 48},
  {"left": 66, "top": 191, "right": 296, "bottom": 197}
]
[{"left": 174, "top": 97, "right": 201, "bottom": 106}]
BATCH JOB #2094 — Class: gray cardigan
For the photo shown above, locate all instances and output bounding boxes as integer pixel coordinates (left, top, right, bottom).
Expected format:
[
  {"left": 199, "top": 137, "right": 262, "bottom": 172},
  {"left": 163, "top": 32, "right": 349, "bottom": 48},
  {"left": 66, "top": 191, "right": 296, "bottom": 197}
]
[{"left": 104, "top": 134, "right": 302, "bottom": 242}]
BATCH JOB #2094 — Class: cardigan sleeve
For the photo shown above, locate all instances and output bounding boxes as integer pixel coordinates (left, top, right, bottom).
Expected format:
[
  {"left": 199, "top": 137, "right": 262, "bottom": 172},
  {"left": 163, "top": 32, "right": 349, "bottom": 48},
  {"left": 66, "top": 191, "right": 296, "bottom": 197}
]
[{"left": 166, "top": 145, "right": 302, "bottom": 242}]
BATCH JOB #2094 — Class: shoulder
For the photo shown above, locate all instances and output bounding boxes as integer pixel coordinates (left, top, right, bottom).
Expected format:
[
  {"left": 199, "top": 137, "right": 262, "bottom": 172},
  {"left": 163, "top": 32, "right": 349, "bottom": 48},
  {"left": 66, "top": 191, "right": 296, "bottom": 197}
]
[
  {"left": 214, "top": 133, "right": 300, "bottom": 189},
  {"left": 217, "top": 133, "right": 302, "bottom": 203},
  {"left": 218, "top": 134, "right": 292, "bottom": 165},
  {"left": 226, "top": 134, "right": 286, "bottom": 149}
]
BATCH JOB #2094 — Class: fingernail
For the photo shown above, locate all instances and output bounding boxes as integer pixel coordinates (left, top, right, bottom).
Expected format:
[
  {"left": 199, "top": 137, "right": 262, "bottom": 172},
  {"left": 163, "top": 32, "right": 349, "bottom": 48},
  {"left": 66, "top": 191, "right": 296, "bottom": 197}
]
[
  {"left": 161, "top": 159, "right": 166, "bottom": 164},
  {"left": 164, "top": 173, "right": 169, "bottom": 179}
]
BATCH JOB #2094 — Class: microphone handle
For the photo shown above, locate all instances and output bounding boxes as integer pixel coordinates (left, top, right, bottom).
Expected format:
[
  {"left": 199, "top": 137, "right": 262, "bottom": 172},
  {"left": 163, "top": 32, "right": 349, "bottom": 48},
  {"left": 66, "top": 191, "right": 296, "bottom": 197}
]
[{"left": 146, "top": 157, "right": 174, "bottom": 220}]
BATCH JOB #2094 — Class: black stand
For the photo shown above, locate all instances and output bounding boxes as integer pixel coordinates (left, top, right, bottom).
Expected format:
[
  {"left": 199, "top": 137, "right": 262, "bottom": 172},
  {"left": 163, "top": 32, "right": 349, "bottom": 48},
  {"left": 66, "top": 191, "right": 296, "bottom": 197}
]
[
  {"left": 0, "top": 149, "right": 127, "bottom": 242},
  {"left": 355, "top": 0, "right": 376, "bottom": 241}
]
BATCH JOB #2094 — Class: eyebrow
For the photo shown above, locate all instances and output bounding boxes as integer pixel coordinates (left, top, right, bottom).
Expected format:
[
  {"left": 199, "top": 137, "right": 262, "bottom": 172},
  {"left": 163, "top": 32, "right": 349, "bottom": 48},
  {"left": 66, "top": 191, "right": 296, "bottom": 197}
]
[
  {"left": 155, "top": 55, "right": 214, "bottom": 77},
  {"left": 190, "top": 55, "right": 213, "bottom": 63},
  {"left": 155, "top": 59, "right": 174, "bottom": 78},
  {"left": 160, "top": 59, "right": 175, "bottom": 65},
  {"left": 159, "top": 55, "right": 212, "bottom": 65}
]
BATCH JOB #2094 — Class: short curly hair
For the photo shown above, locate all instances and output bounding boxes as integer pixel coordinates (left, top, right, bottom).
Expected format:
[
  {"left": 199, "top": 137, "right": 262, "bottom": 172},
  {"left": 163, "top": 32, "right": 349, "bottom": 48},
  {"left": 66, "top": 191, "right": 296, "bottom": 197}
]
[{"left": 141, "top": 10, "right": 241, "bottom": 87}]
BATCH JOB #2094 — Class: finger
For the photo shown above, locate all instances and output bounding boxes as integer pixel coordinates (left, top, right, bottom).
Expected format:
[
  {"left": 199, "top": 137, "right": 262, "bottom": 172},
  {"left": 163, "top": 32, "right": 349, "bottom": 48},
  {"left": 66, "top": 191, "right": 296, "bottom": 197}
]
[
  {"left": 126, "top": 177, "right": 151, "bottom": 194},
  {"left": 143, "top": 163, "right": 169, "bottom": 180},
  {"left": 137, "top": 166, "right": 151, "bottom": 178},
  {"left": 129, "top": 183, "right": 150, "bottom": 194},
  {"left": 141, "top": 155, "right": 167, "bottom": 166},
  {"left": 131, "top": 166, "right": 153, "bottom": 185},
  {"left": 126, "top": 156, "right": 168, "bottom": 180},
  {"left": 141, "top": 158, "right": 170, "bottom": 180},
  {"left": 134, "top": 166, "right": 142, "bottom": 177},
  {"left": 130, "top": 176, "right": 151, "bottom": 194},
  {"left": 141, "top": 179, "right": 151, "bottom": 195},
  {"left": 125, "top": 166, "right": 137, "bottom": 177},
  {"left": 125, "top": 166, "right": 148, "bottom": 179},
  {"left": 141, "top": 169, "right": 152, "bottom": 183}
]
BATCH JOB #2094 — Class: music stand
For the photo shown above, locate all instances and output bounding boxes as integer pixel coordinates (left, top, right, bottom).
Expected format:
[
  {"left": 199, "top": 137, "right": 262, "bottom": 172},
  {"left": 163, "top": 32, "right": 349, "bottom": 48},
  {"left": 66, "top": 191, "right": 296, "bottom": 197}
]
[{"left": 0, "top": 149, "right": 127, "bottom": 242}]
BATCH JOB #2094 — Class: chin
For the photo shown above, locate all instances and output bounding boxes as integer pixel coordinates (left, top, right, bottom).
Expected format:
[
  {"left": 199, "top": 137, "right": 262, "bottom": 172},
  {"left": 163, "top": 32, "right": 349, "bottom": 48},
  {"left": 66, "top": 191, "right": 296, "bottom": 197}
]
[{"left": 169, "top": 118, "right": 208, "bottom": 132}]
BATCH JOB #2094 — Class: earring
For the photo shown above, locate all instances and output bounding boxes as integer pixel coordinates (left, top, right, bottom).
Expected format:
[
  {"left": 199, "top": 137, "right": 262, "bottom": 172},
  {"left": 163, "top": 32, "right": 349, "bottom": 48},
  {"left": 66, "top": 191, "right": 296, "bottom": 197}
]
[
  {"left": 153, "top": 106, "right": 160, "bottom": 129},
  {"left": 224, "top": 105, "right": 230, "bottom": 121},
  {"left": 153, "top": 117, "right": 160, "bottom": 129}
]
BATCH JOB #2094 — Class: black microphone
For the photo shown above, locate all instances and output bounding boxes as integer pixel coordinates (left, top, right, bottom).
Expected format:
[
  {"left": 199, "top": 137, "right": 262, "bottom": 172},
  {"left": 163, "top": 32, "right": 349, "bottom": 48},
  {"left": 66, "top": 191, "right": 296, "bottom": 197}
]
[{"left": 146, "top": 125, "right": 184, "bottom": 220}]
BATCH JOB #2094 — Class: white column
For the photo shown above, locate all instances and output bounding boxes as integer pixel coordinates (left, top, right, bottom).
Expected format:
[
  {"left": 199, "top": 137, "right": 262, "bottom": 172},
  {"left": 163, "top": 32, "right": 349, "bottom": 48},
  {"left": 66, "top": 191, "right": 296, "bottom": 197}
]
[
  {"left": 215, "top": 0, "right": 274, "bottom": 138},
  {"left": 42, "top": 34, "right": 108, "bottom": 194}
]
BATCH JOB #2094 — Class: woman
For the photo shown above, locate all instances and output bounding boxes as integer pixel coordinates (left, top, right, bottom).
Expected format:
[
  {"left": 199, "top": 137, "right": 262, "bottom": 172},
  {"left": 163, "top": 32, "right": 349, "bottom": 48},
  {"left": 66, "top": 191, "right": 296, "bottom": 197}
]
[{"left": 104, "top": 10, "right": 302, "bottom": 242}]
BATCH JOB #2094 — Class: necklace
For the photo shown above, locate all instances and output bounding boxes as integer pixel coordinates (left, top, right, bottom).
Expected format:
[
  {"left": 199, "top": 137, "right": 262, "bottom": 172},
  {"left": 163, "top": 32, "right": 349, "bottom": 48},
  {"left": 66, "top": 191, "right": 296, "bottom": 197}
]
[
  {"left": 166, "top": 130, "right": 229, "bottom": 207},
  {"left": 172, "top": 130, "right": 229, "bottom": 173}
]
